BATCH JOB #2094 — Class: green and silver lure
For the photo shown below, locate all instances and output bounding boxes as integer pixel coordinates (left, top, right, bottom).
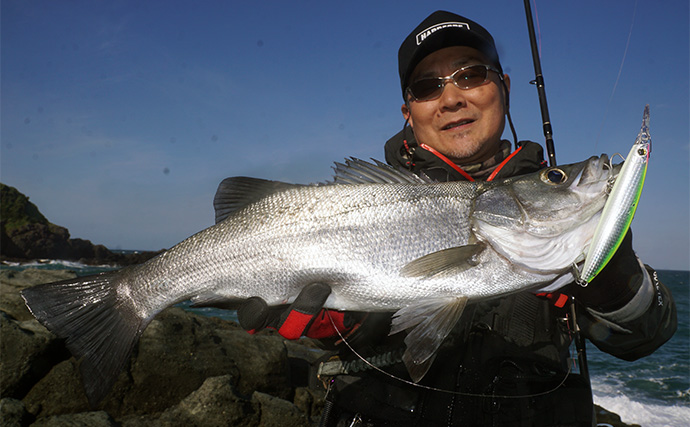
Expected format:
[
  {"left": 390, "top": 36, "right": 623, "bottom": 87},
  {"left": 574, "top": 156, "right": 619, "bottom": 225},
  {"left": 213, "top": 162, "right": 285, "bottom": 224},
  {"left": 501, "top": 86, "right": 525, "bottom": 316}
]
[{"left": 577, "top": 105, "right": 651, "bottom": 286}]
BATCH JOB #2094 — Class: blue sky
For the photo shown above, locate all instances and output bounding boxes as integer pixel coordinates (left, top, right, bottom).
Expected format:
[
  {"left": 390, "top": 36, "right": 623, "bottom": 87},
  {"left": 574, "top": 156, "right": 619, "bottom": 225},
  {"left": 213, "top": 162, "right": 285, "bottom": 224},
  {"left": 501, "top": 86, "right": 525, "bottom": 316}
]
[{"left": 2, "top": 0, "right": 688, "bottom": 270}]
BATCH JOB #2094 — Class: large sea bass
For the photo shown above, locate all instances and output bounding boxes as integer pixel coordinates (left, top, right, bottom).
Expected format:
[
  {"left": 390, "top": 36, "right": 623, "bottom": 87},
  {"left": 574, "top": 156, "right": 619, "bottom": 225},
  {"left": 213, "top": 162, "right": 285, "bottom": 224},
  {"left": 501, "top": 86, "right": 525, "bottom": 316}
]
[{"left": 23, "top": 151, "right": 619, "bottom": 405}]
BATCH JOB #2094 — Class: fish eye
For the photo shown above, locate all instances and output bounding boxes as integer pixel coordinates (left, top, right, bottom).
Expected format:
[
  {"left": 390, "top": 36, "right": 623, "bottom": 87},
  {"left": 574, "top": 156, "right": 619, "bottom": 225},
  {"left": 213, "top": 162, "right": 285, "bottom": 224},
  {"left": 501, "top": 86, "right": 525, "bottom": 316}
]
[{"left": 541, "top": 168, "right": 567, "bottom": 184}]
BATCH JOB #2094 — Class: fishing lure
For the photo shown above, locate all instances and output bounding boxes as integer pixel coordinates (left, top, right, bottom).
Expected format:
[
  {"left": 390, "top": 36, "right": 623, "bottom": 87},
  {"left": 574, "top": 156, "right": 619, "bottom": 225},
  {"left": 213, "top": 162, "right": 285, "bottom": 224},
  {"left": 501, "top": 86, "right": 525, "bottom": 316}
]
[{"left": 577, "top": 105, "right": 651, "bottom": 286}]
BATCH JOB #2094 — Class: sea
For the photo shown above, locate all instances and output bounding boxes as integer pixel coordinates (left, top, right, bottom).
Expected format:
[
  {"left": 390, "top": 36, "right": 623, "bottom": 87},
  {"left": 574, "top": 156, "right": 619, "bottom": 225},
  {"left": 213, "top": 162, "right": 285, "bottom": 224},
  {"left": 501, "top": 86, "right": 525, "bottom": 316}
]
[{"left": 2, "top": 259, "right": 688, "bottom": 426}]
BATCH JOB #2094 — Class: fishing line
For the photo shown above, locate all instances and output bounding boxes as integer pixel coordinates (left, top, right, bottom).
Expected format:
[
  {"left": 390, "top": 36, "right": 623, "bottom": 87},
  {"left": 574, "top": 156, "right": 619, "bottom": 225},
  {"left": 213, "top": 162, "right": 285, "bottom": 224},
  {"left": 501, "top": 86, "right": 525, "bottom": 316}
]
[
  {"left": 324, "top": 310, "right": 573, "bottom": 399},
  {"left": 594, "top": 0, "right": 639, "bottom": 150}
]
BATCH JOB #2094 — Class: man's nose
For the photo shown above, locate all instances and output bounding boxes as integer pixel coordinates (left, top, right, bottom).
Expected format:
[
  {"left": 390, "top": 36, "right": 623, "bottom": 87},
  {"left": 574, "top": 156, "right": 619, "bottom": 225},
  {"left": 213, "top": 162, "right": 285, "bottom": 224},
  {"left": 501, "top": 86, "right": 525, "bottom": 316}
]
[{"left": 438, "top": 79, "right": 467, "bottom": 109}]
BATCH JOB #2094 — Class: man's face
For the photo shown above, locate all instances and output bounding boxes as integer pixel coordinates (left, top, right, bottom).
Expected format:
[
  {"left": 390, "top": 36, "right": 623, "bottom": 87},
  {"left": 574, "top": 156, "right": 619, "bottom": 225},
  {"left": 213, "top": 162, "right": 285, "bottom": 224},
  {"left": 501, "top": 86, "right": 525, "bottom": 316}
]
[{"left": 402, "top": 46, "right": 510, "bottom": 165}]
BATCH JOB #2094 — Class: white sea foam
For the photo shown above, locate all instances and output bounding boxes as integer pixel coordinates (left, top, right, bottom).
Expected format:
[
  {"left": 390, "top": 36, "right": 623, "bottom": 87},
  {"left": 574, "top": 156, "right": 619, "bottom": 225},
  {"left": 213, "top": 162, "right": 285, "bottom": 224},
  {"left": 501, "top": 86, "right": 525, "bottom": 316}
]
[
  {"left": 593, "top": 388, "right": 690, "bottom": 426},
  {"left": 1, "top": 259, "right": 116, "bottom": 270}
]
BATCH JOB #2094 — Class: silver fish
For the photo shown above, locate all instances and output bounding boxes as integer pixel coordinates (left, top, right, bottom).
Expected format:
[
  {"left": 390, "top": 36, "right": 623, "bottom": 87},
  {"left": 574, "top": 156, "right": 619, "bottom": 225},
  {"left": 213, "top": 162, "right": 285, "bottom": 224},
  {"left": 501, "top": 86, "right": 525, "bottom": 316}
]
[{"left": 22, "top": 153, "right": 618, "bottom": 405}]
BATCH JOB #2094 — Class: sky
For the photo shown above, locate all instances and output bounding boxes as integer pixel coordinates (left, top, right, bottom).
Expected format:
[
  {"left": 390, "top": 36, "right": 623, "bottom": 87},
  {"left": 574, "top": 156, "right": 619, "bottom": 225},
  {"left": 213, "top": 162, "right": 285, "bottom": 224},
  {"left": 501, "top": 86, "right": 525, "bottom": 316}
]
[{"left": 1, "top": 0, "right": 688, "bottom": 270}]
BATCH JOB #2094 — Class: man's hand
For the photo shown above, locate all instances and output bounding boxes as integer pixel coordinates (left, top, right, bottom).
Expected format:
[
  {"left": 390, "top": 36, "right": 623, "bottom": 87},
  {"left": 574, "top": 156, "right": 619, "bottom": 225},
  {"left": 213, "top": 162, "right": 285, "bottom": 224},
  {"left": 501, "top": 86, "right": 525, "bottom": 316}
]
[
  {"left": 237, "top": 283, "right": 363, "bottom": 339},
  {"left": 568, "top": 230, "right": 647, "bottom": 313}
]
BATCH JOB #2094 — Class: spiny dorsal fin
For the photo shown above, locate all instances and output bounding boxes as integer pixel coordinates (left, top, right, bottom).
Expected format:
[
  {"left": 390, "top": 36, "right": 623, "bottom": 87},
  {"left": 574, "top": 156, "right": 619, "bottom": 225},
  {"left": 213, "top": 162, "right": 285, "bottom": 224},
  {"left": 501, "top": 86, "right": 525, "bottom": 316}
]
[
  {"left": 329, "top": 157, "right": 434, "bottom": 185},
  {"left": 213, "top": 177, "right": 304, "bottom": 224},
  {"left": 400, "top": 243, "right": 486, "bottom": 278},
  {"left": 390, "top": 296, "right": 469, "bottom": 382}
]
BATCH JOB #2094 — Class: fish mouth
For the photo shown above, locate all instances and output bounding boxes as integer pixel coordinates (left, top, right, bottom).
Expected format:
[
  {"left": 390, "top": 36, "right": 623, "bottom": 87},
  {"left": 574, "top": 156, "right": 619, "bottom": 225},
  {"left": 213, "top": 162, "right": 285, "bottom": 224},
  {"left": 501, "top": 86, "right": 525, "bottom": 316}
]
[{"left": 574, "top": 154, "right": 617, "bottom": 189}]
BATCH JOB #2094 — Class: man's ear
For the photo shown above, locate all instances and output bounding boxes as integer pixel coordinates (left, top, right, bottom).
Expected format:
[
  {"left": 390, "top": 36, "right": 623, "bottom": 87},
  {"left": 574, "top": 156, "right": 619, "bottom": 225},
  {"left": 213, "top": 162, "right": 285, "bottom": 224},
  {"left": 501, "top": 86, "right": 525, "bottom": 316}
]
[{"left": 401, "top": 103, "right": 412, "bottom": 127}]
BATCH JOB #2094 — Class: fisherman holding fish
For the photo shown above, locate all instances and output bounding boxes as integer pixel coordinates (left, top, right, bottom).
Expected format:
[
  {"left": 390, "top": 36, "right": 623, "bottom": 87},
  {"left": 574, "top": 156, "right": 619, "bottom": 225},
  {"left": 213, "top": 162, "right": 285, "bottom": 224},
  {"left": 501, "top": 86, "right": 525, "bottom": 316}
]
[
  {"left": 20, "top": 9, "right": 678, "bottom": 427},
  {"left": 238, "top": 11, "right": 677, "bottom": 426}
]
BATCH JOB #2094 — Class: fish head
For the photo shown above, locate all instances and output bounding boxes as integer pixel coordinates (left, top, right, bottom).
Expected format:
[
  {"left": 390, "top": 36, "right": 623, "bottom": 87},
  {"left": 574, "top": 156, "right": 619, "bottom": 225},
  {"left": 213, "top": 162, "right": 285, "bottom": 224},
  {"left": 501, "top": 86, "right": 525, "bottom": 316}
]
[{"left": 473, "top": 155, "right": 620, "bottom": 273}]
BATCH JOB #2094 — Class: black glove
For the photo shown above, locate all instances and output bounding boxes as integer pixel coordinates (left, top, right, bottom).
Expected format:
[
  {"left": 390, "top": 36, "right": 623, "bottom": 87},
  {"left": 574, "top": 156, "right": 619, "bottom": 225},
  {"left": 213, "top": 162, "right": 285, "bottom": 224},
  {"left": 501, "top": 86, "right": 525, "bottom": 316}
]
[
  {"left": 237, "top": 283, "right": 364, "bottom": 339},
  {"left": 568, "top": 230, "right": 646, "bottom": 313}
]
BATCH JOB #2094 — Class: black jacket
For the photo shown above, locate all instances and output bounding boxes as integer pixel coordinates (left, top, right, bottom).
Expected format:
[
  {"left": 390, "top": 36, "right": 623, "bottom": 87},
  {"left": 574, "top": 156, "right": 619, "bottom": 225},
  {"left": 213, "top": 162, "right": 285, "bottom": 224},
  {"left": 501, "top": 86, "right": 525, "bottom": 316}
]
[{"left": 326, "top": 129, "right": 677, "bottom": 427}]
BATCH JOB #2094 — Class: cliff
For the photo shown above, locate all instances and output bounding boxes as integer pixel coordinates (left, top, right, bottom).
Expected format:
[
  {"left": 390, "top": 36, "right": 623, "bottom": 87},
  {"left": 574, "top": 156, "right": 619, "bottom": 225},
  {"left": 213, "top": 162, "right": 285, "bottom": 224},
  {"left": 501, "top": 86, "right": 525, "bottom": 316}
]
[{"left": 0, "top": 184, "right": 162, "bottom": 265}]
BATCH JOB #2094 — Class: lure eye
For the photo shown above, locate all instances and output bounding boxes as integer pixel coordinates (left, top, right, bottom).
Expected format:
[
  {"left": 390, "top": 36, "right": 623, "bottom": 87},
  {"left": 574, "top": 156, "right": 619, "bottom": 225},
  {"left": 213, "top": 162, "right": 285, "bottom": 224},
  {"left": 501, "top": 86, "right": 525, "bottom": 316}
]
[{"left": 541, "top": 168, "right": 567, "bottom": 184}]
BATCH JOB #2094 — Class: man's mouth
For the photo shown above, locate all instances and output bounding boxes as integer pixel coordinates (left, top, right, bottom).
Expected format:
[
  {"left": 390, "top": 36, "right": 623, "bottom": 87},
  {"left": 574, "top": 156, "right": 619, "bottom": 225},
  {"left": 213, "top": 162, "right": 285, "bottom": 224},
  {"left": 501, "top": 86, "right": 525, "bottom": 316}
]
[{"left": 442, "top": 119, "right": 474, "bottom": 130}]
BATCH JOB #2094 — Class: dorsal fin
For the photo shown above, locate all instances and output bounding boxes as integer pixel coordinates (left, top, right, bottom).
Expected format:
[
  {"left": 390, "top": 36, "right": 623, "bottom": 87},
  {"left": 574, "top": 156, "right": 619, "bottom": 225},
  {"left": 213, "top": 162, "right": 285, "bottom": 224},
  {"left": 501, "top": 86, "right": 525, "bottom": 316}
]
[
  {"left": 329, "top": 158, "right": 434, "bottom": 185},
  {"left": 213, "top": 177, "right": 303, "bottom": 224}
]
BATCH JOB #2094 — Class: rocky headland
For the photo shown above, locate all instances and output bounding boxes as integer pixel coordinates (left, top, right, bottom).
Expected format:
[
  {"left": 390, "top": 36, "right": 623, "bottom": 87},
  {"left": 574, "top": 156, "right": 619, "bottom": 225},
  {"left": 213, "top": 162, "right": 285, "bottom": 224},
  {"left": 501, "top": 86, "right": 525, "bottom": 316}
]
[
  {"left": 1, "top": 183, "right": 163, "bottom": 266},
  {"left": 1, "top": 269, "right": 327, "bottom": 426}
]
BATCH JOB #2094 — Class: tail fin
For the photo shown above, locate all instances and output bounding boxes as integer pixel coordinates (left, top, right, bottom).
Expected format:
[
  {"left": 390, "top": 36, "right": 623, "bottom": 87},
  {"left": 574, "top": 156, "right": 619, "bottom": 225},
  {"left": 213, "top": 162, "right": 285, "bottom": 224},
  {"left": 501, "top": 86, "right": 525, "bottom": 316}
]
[{"left": 21, "top": 270, "right": 145, "bottom": 406}]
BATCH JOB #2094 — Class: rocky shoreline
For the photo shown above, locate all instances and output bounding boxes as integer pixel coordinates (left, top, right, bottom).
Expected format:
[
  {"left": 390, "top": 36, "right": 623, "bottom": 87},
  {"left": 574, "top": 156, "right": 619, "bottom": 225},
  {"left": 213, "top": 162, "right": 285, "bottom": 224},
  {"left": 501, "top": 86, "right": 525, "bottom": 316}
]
[{"left": 1, "top": 268, "right": 329, "bottom": 426}]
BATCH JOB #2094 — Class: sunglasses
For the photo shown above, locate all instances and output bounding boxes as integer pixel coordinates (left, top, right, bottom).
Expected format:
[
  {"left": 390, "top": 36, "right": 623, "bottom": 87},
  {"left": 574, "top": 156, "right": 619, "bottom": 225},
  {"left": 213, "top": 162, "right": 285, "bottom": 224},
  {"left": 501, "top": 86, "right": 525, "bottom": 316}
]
[{"left": 406, "top": 64, "right": 502, "bottom": 102}]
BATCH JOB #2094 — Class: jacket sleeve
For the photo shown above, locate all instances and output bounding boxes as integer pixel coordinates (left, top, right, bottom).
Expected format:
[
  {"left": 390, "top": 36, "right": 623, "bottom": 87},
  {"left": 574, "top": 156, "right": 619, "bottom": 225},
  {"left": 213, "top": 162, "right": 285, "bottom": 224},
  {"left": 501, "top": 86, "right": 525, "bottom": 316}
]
[{"left": 568, "top": 230, "right": 677, "bottom": 361}]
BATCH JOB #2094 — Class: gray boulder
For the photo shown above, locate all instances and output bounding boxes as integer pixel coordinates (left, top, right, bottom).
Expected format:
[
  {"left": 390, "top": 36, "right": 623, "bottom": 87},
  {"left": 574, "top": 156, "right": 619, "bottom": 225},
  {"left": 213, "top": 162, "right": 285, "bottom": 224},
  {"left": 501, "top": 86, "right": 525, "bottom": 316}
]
[
  {"left": 0, "top": 270, "right": 76, "bottom": 400},
  {"left": 0, "top": 398, "right": 32, "bottom": 427},
  {"left": 29, "top": 411, "right": 117, "bottom": 427},
  {"left": 0, "top": 269, "right": 77, "bottom": 321},
  {"left": 150, "top": 375, "right": 259, "bottom": 426}
]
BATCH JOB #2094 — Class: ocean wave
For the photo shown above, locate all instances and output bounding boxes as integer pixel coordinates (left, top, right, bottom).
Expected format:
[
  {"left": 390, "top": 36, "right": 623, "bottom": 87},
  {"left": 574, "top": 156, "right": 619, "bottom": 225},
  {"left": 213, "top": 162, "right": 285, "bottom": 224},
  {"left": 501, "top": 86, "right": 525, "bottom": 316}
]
[
  {"left": 0, "top": 260, "right": 118, "bottom": 276},
  {"left": 3, "top": 259, "right": 87, "bottom": 268},
  {"left": 593, "top": 392, "right": 690, "bottom": 426}
]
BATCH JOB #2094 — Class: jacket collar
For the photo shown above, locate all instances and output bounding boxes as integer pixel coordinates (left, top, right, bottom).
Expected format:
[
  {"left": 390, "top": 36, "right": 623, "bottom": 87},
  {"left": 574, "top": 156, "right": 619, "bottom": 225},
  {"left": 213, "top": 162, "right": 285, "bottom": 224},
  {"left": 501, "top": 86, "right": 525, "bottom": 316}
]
[{"left": 384, "top": 126, "right": 546, "bottom": 182}]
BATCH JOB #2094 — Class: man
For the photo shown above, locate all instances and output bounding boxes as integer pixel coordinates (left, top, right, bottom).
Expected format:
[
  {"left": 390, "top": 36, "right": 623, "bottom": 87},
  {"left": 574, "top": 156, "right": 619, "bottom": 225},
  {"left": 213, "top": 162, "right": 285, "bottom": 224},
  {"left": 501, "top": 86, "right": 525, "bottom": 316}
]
[{"left": 239, "top": 11, "right": 677, "bottom": 426}]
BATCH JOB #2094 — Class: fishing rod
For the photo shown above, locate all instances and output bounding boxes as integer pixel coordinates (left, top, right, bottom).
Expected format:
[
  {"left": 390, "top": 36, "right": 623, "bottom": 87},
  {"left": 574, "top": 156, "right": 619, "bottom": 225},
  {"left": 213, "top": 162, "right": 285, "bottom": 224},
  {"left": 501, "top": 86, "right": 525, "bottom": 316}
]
[
  {"left": 523, "top": 0, "right": 557, "bottom": 167},
  {"left": 522, "top": 0, "right": 590, "bottom": 384}
]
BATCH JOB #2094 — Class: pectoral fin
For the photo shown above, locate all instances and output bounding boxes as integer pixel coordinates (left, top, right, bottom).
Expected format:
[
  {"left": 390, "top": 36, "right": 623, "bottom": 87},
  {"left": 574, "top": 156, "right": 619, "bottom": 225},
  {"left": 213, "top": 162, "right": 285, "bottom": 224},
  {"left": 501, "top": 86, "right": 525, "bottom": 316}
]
[
  {"left": 390, "top": 296, "right": 469, "bottom": 383},
  {"left": 400, "top": 243, "right": 485, "bottom": 278}
]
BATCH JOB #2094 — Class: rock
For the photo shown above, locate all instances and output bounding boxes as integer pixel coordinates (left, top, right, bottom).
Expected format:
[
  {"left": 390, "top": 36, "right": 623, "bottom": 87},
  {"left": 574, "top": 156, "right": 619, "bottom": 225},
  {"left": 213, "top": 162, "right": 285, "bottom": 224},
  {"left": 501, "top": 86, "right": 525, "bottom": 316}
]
[
  {"left": 5, "top": 222, "right": 72, "bottom": 260},
  {"left": 0, "top": 269, "right": 78, "bottom": 321},
  {"left": 0, "top": 270, "right": 79, "bottom": 404},
  {"left": 0, "top": 225, "right": 26, "bottom": 259},
  {"left": 17, "top": 307, "right": 295, "bottom": 420},
  {"left": 153, "top": 375, "right": 259, "bottom": 427},
  {"left": 0, "top": 398, "right": 33, "bottom": 427},
  {"left": 99, "top": 308, "right": 293, "bottom": 417},
  {"left": 293, "top": 387, "right": 324, "bottom": 421},
  {"left": 252, "top": 391, "right": 309, "bottom": 427},
  {"left": 0, "top": 184, "right": 49, "bottom": 231},
  {"left": 29, "top": 411, "right": 117, "bottom": 427},
  {"left": 0, "top": 313, "right": 69, "bottom": 400},
  {"left": 595, "top": 404, "right": 641, "bottom": 427},
  {"left": 22, "top": 359, "right": 91, "bottom": 419}
]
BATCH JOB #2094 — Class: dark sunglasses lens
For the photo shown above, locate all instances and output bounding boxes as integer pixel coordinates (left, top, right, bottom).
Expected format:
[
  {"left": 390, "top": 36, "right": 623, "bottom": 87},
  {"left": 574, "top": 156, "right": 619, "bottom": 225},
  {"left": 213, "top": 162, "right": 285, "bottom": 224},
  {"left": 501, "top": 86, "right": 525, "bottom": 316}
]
[
  {"left": 454, "top": 66, "right": 488, "bottom": 89},
  {"left": 409, "top": 79, "right": 444, "bottom": 101}
]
